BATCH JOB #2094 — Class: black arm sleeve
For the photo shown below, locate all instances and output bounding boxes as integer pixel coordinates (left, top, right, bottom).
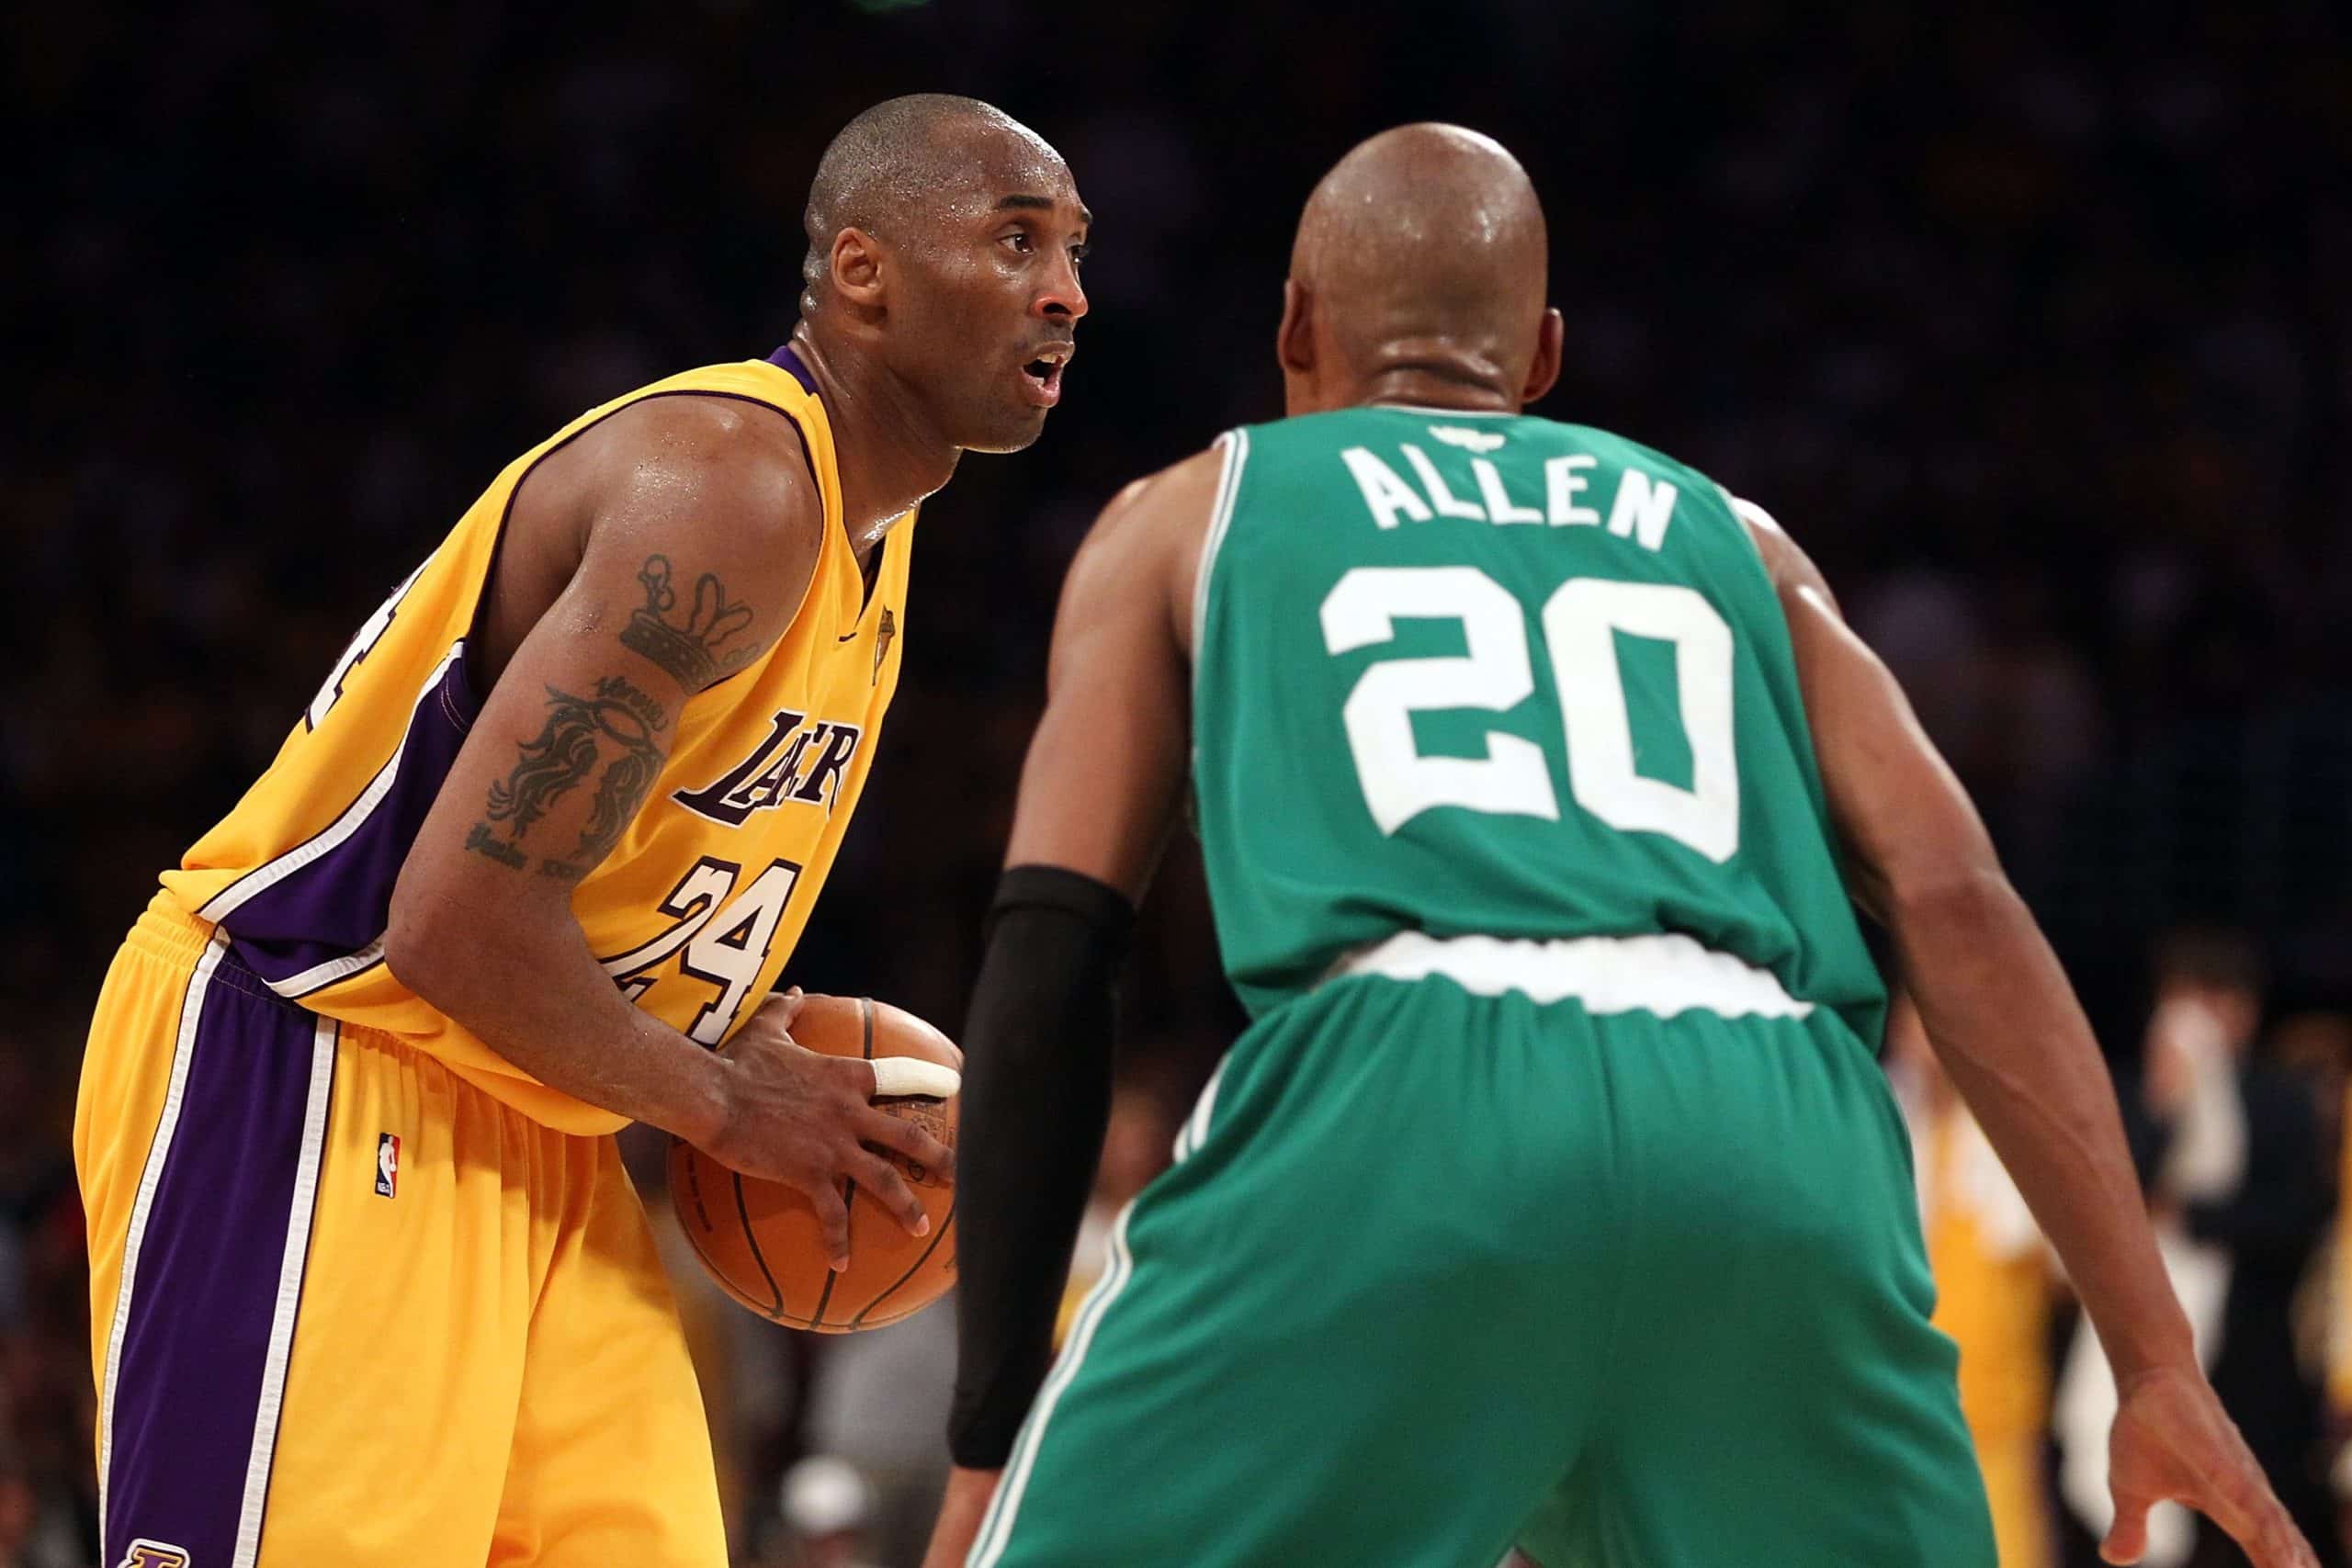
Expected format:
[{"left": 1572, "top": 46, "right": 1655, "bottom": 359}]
[{"left": 946, "top": 864, "right": 1136, "bottom": 1468}]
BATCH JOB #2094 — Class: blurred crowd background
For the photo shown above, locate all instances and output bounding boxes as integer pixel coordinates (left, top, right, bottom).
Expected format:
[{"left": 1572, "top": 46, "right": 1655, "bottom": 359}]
[{"left": 8, "top": 1, "right": 2352, "bottom": 1564}]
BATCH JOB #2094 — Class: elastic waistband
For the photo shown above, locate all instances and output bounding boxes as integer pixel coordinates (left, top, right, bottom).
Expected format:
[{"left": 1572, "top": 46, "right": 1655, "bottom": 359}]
[
  {"left": 126, "top": 890, "right": 297, "bottom": 1010},
  {"left": 1322, "top": 930, "right": 1815, "bottom": 1021},
  {"left": 128, "top": 889, "right": 225, "bottom": 970}
]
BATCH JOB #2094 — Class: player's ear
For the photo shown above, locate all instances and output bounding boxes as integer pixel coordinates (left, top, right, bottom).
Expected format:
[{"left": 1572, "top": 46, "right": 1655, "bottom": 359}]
[
  {"left": 1276, "top": 279, "right": 1316, "bottom": 376},
  {"left": 828, "top": 228, "right": 888, "bottom": 311},
  {"left": 1521, "top": 307, "right": 1564, "bottom": 404}
]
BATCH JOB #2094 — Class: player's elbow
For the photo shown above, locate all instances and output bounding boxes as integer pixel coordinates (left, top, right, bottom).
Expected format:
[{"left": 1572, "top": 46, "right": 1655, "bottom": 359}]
[
  {"left": 383, "top": 872, "right": 478, "bottom": 1012},
  {"left": 382, "top": 895, "right": 450, "bottom": 1006},
  {"left": 386, "top": 859, "right": 573, "bottom": 1020},
  {"left": 1883, "top": 857, "right": 2019, "bottom": 940}
]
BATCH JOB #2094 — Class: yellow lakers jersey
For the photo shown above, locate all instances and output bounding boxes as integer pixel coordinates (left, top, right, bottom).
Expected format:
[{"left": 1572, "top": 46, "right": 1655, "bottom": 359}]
[
  {"left": 161, "top": 349, "right": 912, "bottom": 1134},
  {"left": 1923, "top": 1109, "right": 2052, "bottom": 1441}
]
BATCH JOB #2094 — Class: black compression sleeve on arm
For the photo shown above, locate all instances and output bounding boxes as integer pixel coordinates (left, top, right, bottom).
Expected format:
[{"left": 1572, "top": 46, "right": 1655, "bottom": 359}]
[{"left": 947, "top": 864, "right": 1136, "bottom": 1469}]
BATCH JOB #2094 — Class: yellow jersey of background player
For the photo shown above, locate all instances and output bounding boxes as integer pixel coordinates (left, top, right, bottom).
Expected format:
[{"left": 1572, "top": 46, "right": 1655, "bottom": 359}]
[{"left": 75, "top": 93, "right": 1087, "bottom": 1568}]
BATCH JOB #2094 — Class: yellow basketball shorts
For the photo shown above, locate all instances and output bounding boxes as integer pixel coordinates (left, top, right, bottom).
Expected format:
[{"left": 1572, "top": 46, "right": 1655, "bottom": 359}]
[{"left": 75, "top": 894, "right": 727, "bottom": 1567}]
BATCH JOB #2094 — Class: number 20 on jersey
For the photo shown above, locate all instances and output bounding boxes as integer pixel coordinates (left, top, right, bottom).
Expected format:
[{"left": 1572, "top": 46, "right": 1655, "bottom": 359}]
[{"left": 1320, "top": 568, "right": 1739, "bottom": 863}]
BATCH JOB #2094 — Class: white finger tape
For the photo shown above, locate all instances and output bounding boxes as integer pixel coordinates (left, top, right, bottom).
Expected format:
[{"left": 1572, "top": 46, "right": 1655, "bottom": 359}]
[{"left": 871, "top": 1056, "right": 961, "bottom": 1100}]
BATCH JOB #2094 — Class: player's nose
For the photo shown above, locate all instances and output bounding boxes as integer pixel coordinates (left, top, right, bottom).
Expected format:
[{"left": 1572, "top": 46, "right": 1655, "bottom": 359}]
[{"left": 1036, "top": 254, "right": 1087, "bottom": 322}]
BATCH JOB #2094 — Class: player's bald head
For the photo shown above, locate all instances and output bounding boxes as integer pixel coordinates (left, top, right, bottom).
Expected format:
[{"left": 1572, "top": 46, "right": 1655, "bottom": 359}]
[
  {"left": 1288, "top": 125, "right": 1551, "bottom": 399},
  {"left": 803, "top": 94, "right": 1064, "bottom": 295}
]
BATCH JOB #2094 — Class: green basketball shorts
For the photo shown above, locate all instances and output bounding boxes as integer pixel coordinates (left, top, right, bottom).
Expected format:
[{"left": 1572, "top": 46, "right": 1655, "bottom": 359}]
[{"left": 967, "top": 933, "right": 1994, "bottom": 1567}]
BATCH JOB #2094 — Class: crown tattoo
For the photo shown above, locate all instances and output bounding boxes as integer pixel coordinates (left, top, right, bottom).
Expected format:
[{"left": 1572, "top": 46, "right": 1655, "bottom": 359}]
[{"left": 621, "top": 555, "right": 755, "bottom": 689}]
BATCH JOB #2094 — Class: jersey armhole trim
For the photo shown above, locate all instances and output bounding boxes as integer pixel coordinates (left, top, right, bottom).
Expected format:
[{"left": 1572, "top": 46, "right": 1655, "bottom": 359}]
[
  {"left": 1716, "top": 483, "right": 1779, "bottom": 569},
  {"left": 1189, "top": 428, "right": 1250, "bottom": 681}
]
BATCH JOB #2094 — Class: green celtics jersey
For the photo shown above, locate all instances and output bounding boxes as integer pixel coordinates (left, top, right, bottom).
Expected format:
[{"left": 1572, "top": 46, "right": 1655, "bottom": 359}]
[{"left": 1190, "top": 404, "right": 1886, "bottom": 1045}]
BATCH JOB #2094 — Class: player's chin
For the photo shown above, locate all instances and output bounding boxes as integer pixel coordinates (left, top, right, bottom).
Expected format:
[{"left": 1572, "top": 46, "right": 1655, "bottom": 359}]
[{"left": 960, "top": 402, "right": 1054, "bottom": 455}]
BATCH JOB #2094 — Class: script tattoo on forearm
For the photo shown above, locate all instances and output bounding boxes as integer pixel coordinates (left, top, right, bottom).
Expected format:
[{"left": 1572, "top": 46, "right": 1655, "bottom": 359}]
[
  {"left": 465, "top": 677, "right": 670, "bottom": 880},
  {"left": 620, "top": 554, "right": 757, "bottom": 690}
]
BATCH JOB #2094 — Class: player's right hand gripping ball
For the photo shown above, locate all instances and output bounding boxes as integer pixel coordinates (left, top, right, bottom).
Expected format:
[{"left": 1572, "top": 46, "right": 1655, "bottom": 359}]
[{"left": 669, "top": 994, "right": 958, "bottom": 1331}]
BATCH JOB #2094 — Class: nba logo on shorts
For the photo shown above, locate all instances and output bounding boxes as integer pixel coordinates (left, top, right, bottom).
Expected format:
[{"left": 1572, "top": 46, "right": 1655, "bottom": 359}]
[
  {"left": 117, "top": 1541, "right": 191, "bottom": 1568},
  {"left": 376, "top": 1133, "right": 400, "bottom": 1198}
]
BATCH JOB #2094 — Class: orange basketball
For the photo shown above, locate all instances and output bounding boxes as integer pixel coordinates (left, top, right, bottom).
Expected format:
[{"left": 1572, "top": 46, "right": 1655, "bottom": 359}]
[{"left": 669, "top": 994, "right": 958, "bottom": 1332}]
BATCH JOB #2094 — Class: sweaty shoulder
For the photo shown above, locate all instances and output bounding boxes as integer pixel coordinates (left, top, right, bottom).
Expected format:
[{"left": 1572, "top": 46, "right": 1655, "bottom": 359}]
[{"left": 481, "top": 392, "right": 827, "bottom": 688}]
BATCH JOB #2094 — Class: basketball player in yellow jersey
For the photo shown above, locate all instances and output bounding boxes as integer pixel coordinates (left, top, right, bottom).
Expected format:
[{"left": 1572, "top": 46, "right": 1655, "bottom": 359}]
[{"left": 75, "top": 93, "right": 1089, "bottom": 1568}]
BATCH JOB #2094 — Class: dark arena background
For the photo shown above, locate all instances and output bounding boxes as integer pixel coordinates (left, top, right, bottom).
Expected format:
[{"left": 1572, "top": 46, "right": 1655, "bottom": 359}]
[{"left": 9, "top": 4, "right": 2352, "bottom": 1564}]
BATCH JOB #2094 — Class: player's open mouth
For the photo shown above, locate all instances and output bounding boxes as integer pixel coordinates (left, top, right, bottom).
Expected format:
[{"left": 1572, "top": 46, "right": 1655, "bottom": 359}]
[{"left": 1019, "top": 344, "right": 1072, "bottom": 408}]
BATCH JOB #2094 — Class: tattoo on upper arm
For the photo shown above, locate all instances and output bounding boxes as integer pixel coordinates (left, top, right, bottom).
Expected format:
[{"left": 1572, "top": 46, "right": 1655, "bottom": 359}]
[
  {"left": 621, "top": 555, "right": 758, "bottom": 690},
  {"left": 465, "top": 676, "right": 671, "bottom": 880},
  {"left": 574, "top": 680, "right": 665, "bottom": 863},
  {"left": 458, "top": 551, "right": 758, "bottom": 884}
]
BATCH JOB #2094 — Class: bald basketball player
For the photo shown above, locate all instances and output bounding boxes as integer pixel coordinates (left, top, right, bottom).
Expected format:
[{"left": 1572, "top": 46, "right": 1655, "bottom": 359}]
[
  {"left": 77, "top": 95, "right": 1085, "bottom": 1566},
  {"left": 922, "top": 125, "right": 2312, "bottom": 1567}
]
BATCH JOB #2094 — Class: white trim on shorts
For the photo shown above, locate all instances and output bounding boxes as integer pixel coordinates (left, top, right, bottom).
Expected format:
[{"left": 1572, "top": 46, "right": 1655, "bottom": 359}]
[
  {"left": 265, "top": 936, "right": 388, "bottom": 1001},
  {"left": 971, "top": 1201, "right": 1140, "bottom": 1567},
  {"left": 972, "top": 1041, "right": 1228, "bottom": 1564},
  {"left": 1171, "top": 1052, "right": 1229, "bottom": 1164},
  {"left": 232, "top": 1015, "right": 338, "bottom": 1567}
]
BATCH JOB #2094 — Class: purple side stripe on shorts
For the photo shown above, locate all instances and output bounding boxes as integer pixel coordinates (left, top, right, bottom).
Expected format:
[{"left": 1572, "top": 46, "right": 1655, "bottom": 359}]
[
  {"left": 203, "top": 644, "right": 476, "bottom": 995},
  {"left": 102, "top": 953, "right": 335, "bottom": 1567}
]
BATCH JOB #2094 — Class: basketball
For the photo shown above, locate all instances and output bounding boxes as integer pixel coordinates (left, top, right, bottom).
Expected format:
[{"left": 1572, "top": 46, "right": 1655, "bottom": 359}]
[{"left": 669, "top": 994, "right": 960, "bottom": 1332}]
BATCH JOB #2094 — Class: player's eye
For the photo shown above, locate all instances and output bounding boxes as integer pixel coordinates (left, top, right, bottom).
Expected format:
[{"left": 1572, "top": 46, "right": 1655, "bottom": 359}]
[
  {"left": 1001, "top": 230, "right": 1035, "bottom": 254},
  {"left": 1069, "top": 243, "right": 1090, "bottom": 267}
]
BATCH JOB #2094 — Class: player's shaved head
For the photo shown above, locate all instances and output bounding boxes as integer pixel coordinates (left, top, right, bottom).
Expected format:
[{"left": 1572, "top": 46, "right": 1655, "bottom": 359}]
[
  {"left": 803, "top": 94, "right": 1061, "bottom": 295},
  {"left": 1286, "top": 124, "right": 1555, "bottom": 407},
  {"left": 793, "top": 94, "right": 1090, "bottom": 456}
]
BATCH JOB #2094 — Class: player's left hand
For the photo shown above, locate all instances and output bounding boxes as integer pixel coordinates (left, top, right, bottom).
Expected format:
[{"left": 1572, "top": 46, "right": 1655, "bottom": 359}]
[{"left": 921, "top": 1465, "right": 1003, "bottom": 1568}]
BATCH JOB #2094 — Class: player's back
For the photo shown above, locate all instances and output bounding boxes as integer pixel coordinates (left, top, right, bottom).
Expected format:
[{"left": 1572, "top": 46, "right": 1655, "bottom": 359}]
[{"left": 1190, "top": 403, "right": 1883, "bottom": 1043}]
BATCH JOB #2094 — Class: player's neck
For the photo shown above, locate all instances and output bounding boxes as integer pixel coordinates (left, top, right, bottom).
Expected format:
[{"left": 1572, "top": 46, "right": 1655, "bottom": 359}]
[
  {"left": 790, "top": 326, "right": 961, "bottom": 551},
  {"left": 1350, "top": 366, "right": 1521, "bottom": 416}
]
